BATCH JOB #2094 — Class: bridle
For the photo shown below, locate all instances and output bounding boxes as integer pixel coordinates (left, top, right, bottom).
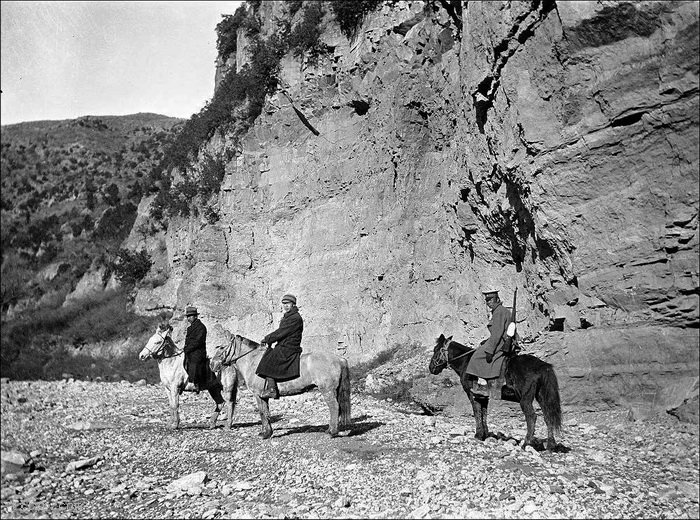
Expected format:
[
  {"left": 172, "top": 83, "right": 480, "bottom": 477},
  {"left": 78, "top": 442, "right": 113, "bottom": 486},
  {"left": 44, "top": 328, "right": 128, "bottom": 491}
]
[
  {"left": 215, "top": 335, "right": 259, "bottom": 367},
  {"left": 436, "top": 339, "right": 474, "bottom": 367},
  {"left": 141, "top": 329, "right": 182, "bottom": 359}
]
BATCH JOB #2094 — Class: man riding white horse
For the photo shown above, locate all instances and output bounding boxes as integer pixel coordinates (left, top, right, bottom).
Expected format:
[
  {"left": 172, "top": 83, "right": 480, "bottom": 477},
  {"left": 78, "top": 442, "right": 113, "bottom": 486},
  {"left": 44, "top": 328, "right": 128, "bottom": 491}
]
[
  {"left": 256, "top": 294, "right": 304, "bottom": 399},
  {"left": 184, "top": 306, "right": 207, "bottom": 393}
]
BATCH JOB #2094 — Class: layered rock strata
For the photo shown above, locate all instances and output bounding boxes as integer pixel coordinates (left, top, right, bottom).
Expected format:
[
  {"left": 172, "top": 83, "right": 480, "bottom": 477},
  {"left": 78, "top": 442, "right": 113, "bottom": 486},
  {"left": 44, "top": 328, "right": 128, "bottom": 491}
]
[{"left": 129, "top": 1, "right": 698, "bottom": 413}]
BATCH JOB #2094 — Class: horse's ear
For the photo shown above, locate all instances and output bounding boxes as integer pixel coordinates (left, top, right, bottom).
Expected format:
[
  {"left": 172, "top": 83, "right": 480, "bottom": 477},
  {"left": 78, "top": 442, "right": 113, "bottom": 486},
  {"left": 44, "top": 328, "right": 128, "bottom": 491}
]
[
  {"left": 446, "top": 335, "right": 453, "bottom": 342},
  {"left": 438, "top": 333, "right": 445, "bottom": 341}
]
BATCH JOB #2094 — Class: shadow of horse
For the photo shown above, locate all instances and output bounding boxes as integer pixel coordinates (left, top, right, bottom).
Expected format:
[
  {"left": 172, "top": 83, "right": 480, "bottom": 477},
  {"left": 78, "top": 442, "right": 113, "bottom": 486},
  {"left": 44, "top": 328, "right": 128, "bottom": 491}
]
[
  {"left": 275, "top": 415, "right": 383, "bottom": 438},
  {"left": 485, "top": 431, "right": 571, "bottom": 452}
]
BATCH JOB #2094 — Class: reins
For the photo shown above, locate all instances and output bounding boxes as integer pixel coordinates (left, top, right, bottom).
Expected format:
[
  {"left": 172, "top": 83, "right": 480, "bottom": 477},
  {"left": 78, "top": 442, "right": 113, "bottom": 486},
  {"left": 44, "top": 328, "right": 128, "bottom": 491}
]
[
  {"left": 441, "top": 340, "right": 474, "bottom": 365},
  {"left": 144, "top": 331, "right": 183, "bottom": 359},
  {"left": 218, "top": 335, "right": 259, "bottom": 366}
]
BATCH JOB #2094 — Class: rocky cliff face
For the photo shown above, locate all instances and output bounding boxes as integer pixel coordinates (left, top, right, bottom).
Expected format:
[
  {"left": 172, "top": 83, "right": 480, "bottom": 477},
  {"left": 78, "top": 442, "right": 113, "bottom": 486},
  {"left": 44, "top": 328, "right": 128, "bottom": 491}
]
[{"left": 130, "top": 1, "right": 698, "bottom": 416}]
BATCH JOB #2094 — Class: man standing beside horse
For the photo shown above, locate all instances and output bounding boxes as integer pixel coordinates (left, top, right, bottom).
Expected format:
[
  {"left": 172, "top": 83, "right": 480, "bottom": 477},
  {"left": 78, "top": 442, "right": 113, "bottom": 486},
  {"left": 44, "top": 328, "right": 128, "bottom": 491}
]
[
  {"left": 466, "top": 289, "right": 511, "bottom": 397},
  {"left": 184, "top": 306, "right": 207, "bottom": 393},
  {"left": 257, "top": 294, "right": 304, "bottom": 399}
]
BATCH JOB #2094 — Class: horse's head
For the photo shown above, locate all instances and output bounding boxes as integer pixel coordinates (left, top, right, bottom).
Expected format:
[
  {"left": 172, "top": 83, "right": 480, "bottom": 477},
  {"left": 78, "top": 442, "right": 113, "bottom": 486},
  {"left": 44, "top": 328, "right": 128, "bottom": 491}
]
[
  {"left": 139, "top": 324, "right": 172, "bottom": 360},
  {"left": 429, "top": 334, "right": 452, "bottom": 374},
  {"left": 210, "top": 336, "right": 235, "bottom": 372},
  {"left": 210, "top": 346, "right": 224, "bottom": 373}
]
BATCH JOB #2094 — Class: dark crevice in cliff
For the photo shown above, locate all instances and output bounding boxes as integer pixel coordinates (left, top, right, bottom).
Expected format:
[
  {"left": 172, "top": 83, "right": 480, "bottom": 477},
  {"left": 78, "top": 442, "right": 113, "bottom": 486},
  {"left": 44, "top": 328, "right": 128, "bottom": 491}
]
[
  {"left": 349, "top": 99, "right": 370, "bottom": 116},
  {"left": 435, "top": 0, "right": 462, "bottom": 37},
  {"left": 282, "top": 91, "right": 320, "bottom": 136},
  {"left": 471, "top": 0, "right": 556, "bottom": 133},
  {"left": 503, "top": 176, "right": 535, "bottom": 273},
  {"left": 223, "top": 227, "right": 230, "bottom": 269},
  {"left": 610, "top": 110, "right": 646, "bottom": 127}
]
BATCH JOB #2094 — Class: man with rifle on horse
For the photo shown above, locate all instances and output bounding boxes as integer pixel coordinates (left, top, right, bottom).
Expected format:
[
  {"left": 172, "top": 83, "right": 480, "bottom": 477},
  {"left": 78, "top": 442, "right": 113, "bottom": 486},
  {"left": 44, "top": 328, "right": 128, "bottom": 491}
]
[{"left": 465, "top": 287, "right": 519, "bottom": 397}]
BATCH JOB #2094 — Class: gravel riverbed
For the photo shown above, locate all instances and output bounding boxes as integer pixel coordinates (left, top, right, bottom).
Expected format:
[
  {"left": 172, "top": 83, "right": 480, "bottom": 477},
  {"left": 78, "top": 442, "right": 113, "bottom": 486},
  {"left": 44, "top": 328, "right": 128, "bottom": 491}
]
[{"left": 1, "top": 379, "right": 698, "bottom": 519}]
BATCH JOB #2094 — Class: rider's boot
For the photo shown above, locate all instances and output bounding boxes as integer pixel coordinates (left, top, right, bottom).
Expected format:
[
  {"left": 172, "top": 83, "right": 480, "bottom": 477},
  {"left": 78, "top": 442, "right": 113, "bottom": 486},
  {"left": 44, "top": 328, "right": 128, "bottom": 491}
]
[
  {"left": 473, "top": 378, "right": 490, "bottom": 397},
  {"left": 260, "top": 377, "right": 279, "bottom": 399}
]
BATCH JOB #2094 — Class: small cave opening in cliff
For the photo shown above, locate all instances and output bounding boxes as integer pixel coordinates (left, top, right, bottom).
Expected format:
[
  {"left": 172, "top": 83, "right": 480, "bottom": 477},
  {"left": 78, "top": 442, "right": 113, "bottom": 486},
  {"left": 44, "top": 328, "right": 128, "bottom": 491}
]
[
  {"left": 611, "top": 111, "right": 646, "bottom": 127},
  {"left": 548, "top": 317, "right": 566, "bottom": 332},
  {"left": 473, "top": 77, "right": 493, "bottom": 134},
  {"left": 535, "top": 238, "right": 555, "bottom": 260},
  {"left": 349, "top": 99, "right": 370, "bottom": 116},
  {"left": 580, "top": 317, "right": 594, "bottom": 329}
]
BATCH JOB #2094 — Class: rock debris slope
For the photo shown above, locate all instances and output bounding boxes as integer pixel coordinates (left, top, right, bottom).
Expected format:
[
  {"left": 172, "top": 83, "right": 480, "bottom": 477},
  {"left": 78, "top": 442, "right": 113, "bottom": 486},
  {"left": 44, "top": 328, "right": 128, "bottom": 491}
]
[{"left": 1, "top": 380, "right": 698, "bottom": 519}]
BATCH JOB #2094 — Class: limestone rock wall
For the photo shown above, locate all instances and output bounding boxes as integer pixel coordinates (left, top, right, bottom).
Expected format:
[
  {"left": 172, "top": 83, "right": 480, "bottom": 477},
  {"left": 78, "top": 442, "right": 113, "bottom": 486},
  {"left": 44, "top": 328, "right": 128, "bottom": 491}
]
[{"left": 133, "top": 1, "right": 698, "bottom": 412}]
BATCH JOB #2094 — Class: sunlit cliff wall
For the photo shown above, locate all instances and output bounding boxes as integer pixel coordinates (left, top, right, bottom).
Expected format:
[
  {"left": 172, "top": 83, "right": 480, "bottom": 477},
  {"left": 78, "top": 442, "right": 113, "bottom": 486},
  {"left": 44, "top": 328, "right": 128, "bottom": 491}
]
[{"left": 128, "top": 1, "right": 698, "bottom": 413}]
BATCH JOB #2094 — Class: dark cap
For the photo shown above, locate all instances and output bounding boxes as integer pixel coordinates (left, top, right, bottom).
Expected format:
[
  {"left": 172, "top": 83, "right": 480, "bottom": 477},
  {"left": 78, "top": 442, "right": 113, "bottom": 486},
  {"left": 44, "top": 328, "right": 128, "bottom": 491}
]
[
  {"left": 281, "top": 294, "right": 297, "bottom": 305},
  {"left": 482, "top": 289, "right": 499, "bottom": 299}
]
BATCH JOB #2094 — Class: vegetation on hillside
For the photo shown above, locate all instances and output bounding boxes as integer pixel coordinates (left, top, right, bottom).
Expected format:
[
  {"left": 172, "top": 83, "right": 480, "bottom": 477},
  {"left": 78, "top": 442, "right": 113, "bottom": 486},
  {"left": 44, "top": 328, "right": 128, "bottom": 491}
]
[
  {"left": 0, "top": 114, "right": 181, "bottom": 315},
  {"left": 0, "top": 0, "right": 389, "bottom": 380},
  {"left": 148, "top": 0, "right": 385, "bottom": 223},
  {"left": 0, "top": 287, "right": 166, "bottom": 381}
]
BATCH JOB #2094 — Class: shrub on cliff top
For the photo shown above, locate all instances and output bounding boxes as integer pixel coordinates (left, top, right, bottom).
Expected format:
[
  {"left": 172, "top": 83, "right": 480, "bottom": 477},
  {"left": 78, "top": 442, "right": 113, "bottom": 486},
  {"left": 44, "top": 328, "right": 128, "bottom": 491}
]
[
  {"left": 216, "top": 5, "right": 248, "bottom": 63},
  {"left": 288, "top": 2, "right": 328, "bottom": 63},
  {"left": 329, "top": 0, "right": 384, "bottom": 40},
  {"left": 111, "top": 248, "right": 152, "bottom": 287}
]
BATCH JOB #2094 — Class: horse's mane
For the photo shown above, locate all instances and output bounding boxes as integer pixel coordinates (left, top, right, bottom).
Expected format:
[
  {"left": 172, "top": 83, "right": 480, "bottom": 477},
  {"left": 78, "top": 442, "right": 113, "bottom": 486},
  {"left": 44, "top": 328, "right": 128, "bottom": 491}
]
[
  {"left": 236, "top": 334, "right": 261, "bottom": 349},
  {"left": 449, "top": 339, "right": 471, "bottom": 352},
  {"left": 212, "top": 334, "right": 261, "bottom": 366},
  {"left": 436, "top": 335, "right": 471, "bottom": 352}
]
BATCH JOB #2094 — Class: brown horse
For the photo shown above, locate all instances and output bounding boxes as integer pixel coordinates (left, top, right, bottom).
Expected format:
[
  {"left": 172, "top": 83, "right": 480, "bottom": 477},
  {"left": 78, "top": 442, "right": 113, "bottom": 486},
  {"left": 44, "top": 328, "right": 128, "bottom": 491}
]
[
  {"left": 210, "top": 334, "right": 351, "bottom": 439},
  {"left": 138, "top": 324, "right": 235, "bottom": 430},
  {"left": 429, "top": 333, "right": 562, "bottom": 450}
]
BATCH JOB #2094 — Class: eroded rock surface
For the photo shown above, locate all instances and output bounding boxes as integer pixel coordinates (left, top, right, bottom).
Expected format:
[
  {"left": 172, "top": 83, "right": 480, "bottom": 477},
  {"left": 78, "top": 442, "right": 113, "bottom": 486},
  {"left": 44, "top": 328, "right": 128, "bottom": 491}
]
[{"left": 128, "top": 2, "right": 698, "bottom": 414}]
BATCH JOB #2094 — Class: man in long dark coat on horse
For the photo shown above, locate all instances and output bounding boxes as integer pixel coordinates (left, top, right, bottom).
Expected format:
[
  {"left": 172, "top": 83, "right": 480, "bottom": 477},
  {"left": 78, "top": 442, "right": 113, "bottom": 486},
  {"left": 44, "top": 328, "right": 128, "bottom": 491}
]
[
  {"left": 184, "top": 306, "right": 207, "bottom": 393},
  {"left": 257, "top": 294, "right": 304, "bottom": 399},
  {"left": 466, "top": 289, "right": 512, "bottom": 397}
]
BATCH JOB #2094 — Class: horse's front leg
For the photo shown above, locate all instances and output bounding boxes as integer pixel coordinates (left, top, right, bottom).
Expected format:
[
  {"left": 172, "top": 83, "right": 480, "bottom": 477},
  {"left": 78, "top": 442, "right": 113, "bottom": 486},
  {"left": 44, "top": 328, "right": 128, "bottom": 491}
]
[
  {"left": 463, "top": 375, "right": 485, "bottom": 441},
  {"left": 207, "top": 386, "right": 224, "bottom": 430},
  {"left": 167, "top": 386, "right": 180, "bottom": 429},
  {"left": 225, "top": 383, "right": 238, "bottom": 430},
  {"left": 469, "top": 392, "right": 486, "bottom": 441},
  {"left": 480, "top": 397, "right": 490, "bottom": 439},
  {"left": 255, "top": 395, "right": 273, "bottom": 439},
  {"left": 322, "top": 391, "right": 340, "bottom": 437}
]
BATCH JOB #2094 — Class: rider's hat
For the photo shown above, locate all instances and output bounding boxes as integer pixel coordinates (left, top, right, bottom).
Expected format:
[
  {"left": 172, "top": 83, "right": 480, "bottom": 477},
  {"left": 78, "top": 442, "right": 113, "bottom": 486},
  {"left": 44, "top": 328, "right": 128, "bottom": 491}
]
[
  {"left": 281, "top": 294, "right": 297, "bottom": 305},
  {"left": 482, "top": 288, "right": 500, "bottom": 300},
  {"left": 185, "top": 306, "right": 199, "bottom": 316}
]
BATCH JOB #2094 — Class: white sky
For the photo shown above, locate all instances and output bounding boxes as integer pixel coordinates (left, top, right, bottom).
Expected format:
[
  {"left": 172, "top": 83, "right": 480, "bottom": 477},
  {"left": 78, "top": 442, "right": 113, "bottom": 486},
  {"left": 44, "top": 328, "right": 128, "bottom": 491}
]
[{"left": 1, "top": 1, "right": 242, "bottom": 126}]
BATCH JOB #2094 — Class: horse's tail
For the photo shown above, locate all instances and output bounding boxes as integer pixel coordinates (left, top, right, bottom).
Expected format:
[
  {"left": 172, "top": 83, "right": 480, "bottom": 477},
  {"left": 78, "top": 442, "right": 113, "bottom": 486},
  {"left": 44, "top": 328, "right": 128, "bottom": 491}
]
[
  {"left": 338, "top": 358, "right": 352, "bottom": 427},
  {"left": 537, "top": 365, "right": 562, "bottom": 434}
]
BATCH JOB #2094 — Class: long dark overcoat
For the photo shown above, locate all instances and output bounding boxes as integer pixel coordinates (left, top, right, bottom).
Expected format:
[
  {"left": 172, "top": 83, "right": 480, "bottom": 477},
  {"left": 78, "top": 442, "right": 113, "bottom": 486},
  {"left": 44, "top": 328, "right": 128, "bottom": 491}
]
[
  {"left": 256, "top": 306, "right": 303, "bottom": 381},
  {"left": 466, "top": 303, "right": 512, "bottom": 380},
  {"left": 184, "top": 318, "right": 207, "bottom": 385}
]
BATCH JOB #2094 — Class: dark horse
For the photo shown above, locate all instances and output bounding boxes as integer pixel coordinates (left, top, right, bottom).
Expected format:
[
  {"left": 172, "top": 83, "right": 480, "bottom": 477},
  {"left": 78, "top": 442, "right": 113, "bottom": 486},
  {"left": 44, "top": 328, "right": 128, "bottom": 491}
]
[{"left": 428, "top": 334, "right": 562, "bottom": 450}]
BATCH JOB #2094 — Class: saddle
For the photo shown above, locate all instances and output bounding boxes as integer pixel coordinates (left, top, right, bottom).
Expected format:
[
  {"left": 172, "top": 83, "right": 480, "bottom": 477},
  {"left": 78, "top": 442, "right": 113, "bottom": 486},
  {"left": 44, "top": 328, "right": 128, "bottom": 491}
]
[{"left": 498, "top": 342, "right": 522, "bottom": 402}]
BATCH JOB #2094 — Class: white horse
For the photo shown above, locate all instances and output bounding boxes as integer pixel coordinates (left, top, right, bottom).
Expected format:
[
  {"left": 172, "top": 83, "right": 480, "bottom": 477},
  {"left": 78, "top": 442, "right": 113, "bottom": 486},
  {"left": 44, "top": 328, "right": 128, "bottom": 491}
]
[
  {"left": 138, "top": 324, "right": 237, "bottom": 430},
  {"left": 210, "top": 334, "right": 351, "bottom": 439}
]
